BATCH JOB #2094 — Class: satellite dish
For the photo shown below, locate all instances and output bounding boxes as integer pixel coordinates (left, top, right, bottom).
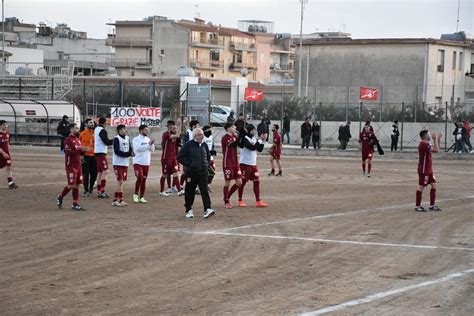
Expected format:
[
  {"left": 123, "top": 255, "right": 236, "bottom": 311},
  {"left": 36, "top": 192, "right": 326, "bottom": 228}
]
[{"left": 240, "top": 68, "right": 249, "bottom": 77}]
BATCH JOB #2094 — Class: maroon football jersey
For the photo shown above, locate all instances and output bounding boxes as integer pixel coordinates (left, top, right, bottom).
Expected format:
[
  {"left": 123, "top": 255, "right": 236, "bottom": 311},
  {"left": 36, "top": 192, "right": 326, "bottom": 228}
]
[
  {"left": 64, "top": 135, "right": 82, "bottom": 168},
  {"left": 0, "top": 131, "right": 10, "bottom": 154},
  {"left": 161, "top": 131, "right": 179, "bottom": 161},
  {"left": 359, "top": 131, "right": 375, "bottom": 153},
  {"left": 418, "top": 141, "right": 433, "bottom": 174},
  {"left": 272, "top": 131, "right": 282, "bottom": 154},
  {"left": 221, "top": 134, "right": 239, "bottom": 168}
]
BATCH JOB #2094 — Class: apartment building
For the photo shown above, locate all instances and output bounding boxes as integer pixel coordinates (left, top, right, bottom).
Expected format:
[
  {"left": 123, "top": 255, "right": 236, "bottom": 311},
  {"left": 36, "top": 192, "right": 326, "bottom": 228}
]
[
  {"left": 107, "top": 16, "right": 258, "bottom": 80},
  {"left": 238, "top": 20, "right": 295, "bottom": 84},
  {"left": 296, "top": 33, "right": 474, "bottom": 110},
  {"left": 0, "top": 17, "right": 113, "bottom": 76}
]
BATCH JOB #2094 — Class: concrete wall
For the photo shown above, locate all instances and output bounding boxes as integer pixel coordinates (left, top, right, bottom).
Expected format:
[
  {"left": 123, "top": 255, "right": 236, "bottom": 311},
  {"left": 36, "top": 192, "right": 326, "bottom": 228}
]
[
  {"left": 116, "top": 25, "right": 151, "bottom": 38},
  {"left": 5, "top": 46, "right": 44, "bottom": 74},
  {"left": 37, "top": 38, "right": 112, "bottom": 64},
  {"left": 298, "top": 43, "right": 427, "bottom": 105},
  {"left": 153, "top": 21, "right": 189, "bottom": 77}
]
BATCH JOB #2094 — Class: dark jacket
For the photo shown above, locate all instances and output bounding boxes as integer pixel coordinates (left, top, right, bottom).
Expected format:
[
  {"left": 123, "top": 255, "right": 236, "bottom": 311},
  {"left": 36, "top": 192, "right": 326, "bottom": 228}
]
[
  {"left": 239, "top": 132, "right": 265, "bottom": 152},
  {"left": 283, "top": 117, "right": 290, "bottom": 132},
  {"left": 177, "top": 140, "right": 210, "bottom": 175},
  {"left": 311, "top": 124, "right": 320, "bottom": 141},
  {"left": 453, "top": 127, "right": 466, "bottom": 140},
  {"left": 301, "top": 122, "right": 312, "bottom": 138},
  {"left": 257, "top": 121, "right": 269, "bottom": 137},
  {"left": 57, "top": 120, "right": 70, "bottom": 138},
  {"left": 113, "top": 135, "right": 133, "bottom": 158},
  {"left": 392, "top": 124, "right": 400, "bottom": 137},
  {"left": 235, "top": 119, "right": 246, "bottom": 134},
  {"left": 340, "top": 125, "right": 351, "bottom": 142}
]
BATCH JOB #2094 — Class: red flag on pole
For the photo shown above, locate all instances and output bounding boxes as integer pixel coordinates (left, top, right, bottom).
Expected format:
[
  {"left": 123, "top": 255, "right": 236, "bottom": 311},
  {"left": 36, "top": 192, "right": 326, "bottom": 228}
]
[
  {"left": 245, "top": 88, "right": 265, "bottom": 102},
  {"left": 359, "top": 87, "right": 379, "bottom": 100}
]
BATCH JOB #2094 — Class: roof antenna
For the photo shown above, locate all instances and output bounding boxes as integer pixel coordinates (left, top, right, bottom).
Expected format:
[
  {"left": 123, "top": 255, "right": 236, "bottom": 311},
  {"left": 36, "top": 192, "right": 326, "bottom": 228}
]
[
  {"left": 456, "top": 0, "right": 461, "bottom": 32},
  {"left": 195, "top": 4, "right": 200, "bottom": 18}
]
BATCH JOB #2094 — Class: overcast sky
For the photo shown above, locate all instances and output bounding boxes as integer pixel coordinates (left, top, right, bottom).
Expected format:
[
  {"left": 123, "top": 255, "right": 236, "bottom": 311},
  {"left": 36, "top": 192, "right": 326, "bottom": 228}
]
[{"left": 8, "top": 0, "right": 474, "bottom": 39}]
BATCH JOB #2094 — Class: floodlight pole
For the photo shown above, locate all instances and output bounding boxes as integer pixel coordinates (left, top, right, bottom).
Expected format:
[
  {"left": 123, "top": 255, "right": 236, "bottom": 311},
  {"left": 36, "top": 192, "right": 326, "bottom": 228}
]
[
  {"left": 297, "top": 0, "right": 308, "bottom": 98},
  {"left": 2, "top": 0, "right": 5, "bottom": 79}
]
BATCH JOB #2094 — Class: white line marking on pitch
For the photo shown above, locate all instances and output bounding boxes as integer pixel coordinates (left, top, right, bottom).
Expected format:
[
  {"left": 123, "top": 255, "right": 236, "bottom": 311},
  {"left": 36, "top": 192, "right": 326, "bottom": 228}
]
[
  {"left": 210, "top": 195, "right": 474, "bottom": 233},
  {"left": 299, "top": 268, "right": 474, "bottom": 315},
  {"left": 192, "top": 231, "right": 473, "bottom": 252}
]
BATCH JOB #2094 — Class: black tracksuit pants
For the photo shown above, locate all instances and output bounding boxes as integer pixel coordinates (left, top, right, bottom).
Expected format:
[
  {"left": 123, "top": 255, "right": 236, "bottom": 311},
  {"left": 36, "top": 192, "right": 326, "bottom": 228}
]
[{"left": 184, "top": 172, "right": 211, "bottom": 212}]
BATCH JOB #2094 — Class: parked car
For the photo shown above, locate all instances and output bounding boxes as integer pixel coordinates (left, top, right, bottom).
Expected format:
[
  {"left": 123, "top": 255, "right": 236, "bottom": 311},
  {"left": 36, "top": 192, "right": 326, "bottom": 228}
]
[{"left": 210, "top": 105, "right": 232, "bottom": 126}]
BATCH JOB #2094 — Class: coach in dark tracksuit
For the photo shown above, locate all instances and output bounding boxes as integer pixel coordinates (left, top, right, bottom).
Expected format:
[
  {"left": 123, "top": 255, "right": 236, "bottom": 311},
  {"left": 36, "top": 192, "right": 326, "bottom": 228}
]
[{"left": 177, "top": 128, "right": 215, "bottom": 219}]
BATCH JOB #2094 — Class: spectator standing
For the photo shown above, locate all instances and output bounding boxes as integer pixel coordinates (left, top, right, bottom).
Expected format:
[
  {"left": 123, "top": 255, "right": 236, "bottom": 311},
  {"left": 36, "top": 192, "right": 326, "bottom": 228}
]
[
  {"left": 311, "top": 121, "right": 320, "bottom": 150},
  {"left": 227, "top": 111, "right": 235, "bottom": 124},
  {"left": 338, "top": 121, "right": 351, "bottom": 150},
  {"left": 300, "top": 118, "right": 312, "bottom": 149},
  {"left": 453, "top": 122, "right": 466, "bottom": 153},
  {"left": 462, "top": 120, "right": 473, "bottom": 153},
  {"left": 391, "top": 120, "right": 400, "bottom": 151},
  {"left": 57, "top": 115, "right": 70, "bottom": 154},
  {"left": 282, "top": 115, "right": 290, "bottom": 144}
]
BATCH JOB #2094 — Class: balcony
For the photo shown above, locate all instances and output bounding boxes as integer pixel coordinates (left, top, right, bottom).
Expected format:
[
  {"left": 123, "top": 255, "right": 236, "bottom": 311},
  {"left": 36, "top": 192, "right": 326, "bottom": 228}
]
[
  {"left": 229, "top": 41, "right": 256, "bottom": 52},
  {"left": 270, "top": 63, "right": 293, "bottom": 72},
  {"left": 190, "top": 39, "right": 225, "bottom": 49},
  {"left": 107, "top": 58, "right": 152, "bottom": 69},
  {"left": 229, "top": 62, "right": 257, "bottom": 72},
  {"left": 190, "top": 59, "right": 224, "bottom": 70},
  {"left": 106, "top": 36, "right": 153, "bottom": 47}
]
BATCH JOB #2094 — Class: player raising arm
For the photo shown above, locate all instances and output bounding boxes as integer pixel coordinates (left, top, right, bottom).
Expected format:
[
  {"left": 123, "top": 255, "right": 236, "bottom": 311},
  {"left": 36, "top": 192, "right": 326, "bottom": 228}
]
[{"left": 415, "top": 130, "right": 443, "bottom": 212}]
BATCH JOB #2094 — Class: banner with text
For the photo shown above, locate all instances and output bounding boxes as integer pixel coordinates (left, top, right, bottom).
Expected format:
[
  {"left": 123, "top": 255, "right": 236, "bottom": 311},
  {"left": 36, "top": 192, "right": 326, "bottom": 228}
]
[{"left": 111, "top": 107, "right": 161, "bottom": 127}]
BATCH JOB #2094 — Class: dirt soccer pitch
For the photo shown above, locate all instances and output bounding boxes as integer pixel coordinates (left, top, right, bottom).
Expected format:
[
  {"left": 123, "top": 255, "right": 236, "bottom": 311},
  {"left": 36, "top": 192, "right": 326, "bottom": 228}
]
[{"left": 0, "top": 146, "right": 473, "bottom": 315}]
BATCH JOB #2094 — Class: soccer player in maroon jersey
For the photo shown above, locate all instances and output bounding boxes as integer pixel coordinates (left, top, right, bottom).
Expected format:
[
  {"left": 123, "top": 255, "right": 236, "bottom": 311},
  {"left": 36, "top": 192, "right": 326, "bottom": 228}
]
[
  {"left": 56, "top": 123, "right": 90, "bottom": 211},
  {"left": 268, "top": 124, "right": 282, "bottom": 176},
  {"left": 160, "top": 121, "right": 184, "bottom": 197},
  {"left": 359, "top": 125, "right": 376, "bottom": 177},
  {"left": 415, "top": 130, "right": 442, "bottom": 212},
  {"left": 0, "top": 120, "right": 18, "bottom": 189},
  {"left": 221, "top": 123, "right": 242, "bottom": 209}
]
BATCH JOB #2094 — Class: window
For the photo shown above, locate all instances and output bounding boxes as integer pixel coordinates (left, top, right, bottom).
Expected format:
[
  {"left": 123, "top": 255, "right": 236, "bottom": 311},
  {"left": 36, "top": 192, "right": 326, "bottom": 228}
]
[
  {"left": 212, "top": 107, "right": 226, "bottom": 114},
  {"left": 160, "top": 49, "right": 165, "bottom": 55},
  {"left": 452, "top": 51, "right": 456, "bottom": 70},
  {"left": 437, "top": 50, "right": 445, "bottom": 72},
  {"left": 459, "top": 52, "right": 463, "bottom": 70},
  {"left": 471, "top": 53, "right": 474, "bottom": 73},
  {"left": 210, "top": 49, "right": 220, "bottom": 61}
]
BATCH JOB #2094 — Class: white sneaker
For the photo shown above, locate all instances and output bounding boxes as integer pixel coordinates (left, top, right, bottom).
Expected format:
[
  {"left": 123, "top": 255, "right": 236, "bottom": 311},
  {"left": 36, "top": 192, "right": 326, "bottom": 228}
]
[
  {"left": 470, "top": 150, "right": 474, "bottom": 154},
  {"left": 112, "top": 200, "right": 121, "bottom": 207},
  {"left": 165, "top": 188, "right": 173, "bottom": 194},
  {"left": 185, "top": 210, "right": 194, "bottom": 218},
  {"left": 160, "top": 191, "right": 170, "bottom": 197},
  {"left": 203, "top": 208, "right": 215, "bottom": 219},
  {"left": 119, "top": 201, "right": 128, "bottom": 207},
  {"left": 177, "top": 189, "right": 185, "bottom": 196}
]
